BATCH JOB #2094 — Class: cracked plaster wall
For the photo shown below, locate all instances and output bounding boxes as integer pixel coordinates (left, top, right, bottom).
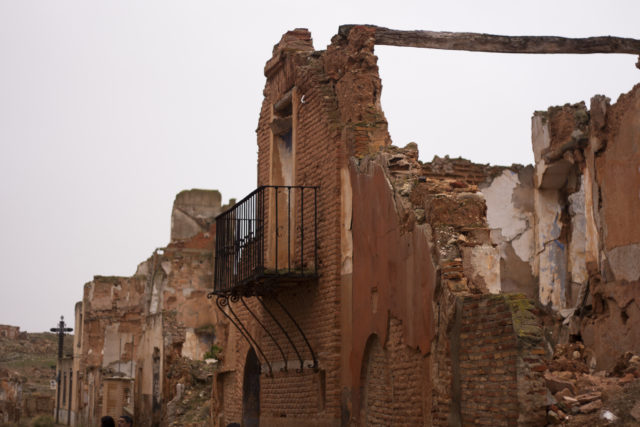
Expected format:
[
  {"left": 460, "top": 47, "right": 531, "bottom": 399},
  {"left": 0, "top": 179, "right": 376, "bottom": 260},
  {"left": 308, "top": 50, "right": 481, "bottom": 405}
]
[{"left": 480, "top": 168, "right": 537, "bottom": 299}]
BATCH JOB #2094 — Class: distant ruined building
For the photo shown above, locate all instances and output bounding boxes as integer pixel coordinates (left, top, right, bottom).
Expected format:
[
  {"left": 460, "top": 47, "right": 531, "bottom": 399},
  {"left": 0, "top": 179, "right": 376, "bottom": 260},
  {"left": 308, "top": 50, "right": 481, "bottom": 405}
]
[{"left": 63, "top": 25, "right": 640, "bottom": 426}]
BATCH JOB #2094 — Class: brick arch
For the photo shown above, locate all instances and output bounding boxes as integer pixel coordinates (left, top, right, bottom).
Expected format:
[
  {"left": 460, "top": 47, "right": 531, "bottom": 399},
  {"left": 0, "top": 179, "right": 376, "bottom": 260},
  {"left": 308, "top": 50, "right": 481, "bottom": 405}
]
[{"left": 358, "top": 334, "right": 392, "bottom": 426}]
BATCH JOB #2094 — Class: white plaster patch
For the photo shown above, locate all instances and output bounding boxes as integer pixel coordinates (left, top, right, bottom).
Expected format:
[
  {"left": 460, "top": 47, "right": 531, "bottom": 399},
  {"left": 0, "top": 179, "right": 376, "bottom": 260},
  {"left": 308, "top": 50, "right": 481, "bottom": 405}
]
[
  {"left": 534, "top": 189, "right": 562, "bottom": 254},
  {"left": 102, "top": 325, "right": 133, "bottom": 370},
  {"left": 607, "top": 243, "right": 640, "bottom": 282},
  {"left": 538, "top": 241, "right": 567, "bottom": 309},
  {"left": 161, "top": 261, "right": 172, "bottom": 275},
  {"left": 568, "top": 183, "right": 588, "bottom": 286},
  {"left": 512, "top": 228, "right": 534, "bottom": 265},
  {"left": 532, "top": 115, "right": 551, "bottom": 163},
  {"left": 583, "top": 166, "right": 600, "bottom": 267},
  {"left": 181, "top": 329, "right": 207, "bottom": 360},
  {"left": 149, "top": 281, "right": 160, "bottom": 314},
  {"left": 482, "top": 170, "right": 528, "bottom": 241},
  {"left": 106, "top": 361, "right": 135, "bottom": 377},
  {"left": 470, "top": 245, "right": 501, "bottom": 293}
]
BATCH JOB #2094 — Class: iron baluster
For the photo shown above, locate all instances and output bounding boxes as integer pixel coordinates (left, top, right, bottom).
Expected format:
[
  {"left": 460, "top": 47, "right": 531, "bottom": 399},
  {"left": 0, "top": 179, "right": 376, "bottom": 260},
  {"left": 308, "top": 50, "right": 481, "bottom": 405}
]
[{"left": 213, "top": 185, "right": 318, "bottom": 294}]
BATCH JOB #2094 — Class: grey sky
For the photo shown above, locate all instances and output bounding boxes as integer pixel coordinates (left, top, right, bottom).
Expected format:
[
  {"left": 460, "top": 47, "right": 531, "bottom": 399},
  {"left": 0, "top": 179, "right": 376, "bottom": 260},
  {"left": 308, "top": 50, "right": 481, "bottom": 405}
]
[{"left": 1, "top": 1, "right": 639, "bottom": 331}]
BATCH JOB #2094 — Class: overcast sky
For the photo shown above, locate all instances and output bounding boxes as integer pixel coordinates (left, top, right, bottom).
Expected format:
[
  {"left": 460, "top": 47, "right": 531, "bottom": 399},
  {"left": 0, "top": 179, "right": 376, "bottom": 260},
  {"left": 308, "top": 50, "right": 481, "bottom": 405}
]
[{"left": 1, "top": 1, "right": 639, "bottom": 332}]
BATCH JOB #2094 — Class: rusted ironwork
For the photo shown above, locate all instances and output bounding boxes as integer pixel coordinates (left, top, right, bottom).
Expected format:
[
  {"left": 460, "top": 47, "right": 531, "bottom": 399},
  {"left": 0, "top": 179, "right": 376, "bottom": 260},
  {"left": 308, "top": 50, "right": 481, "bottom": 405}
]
[
  {"left": 211, "top": 295, "right": 273, "bottom": 377},
  {"left": 240, "top": 296, "right": 288, "bottom": 372},
  {"left": 272, "top": 295, "right": 319, "bottom": 372},
  {"left": 257, "top": 296, "right": 304, "bottom": 372},
  {"left": 213, "top": 185, "right": 318, "bottom": 296},
  {"left": 210, "top": 185, "right": 320, "bottom": 374}
]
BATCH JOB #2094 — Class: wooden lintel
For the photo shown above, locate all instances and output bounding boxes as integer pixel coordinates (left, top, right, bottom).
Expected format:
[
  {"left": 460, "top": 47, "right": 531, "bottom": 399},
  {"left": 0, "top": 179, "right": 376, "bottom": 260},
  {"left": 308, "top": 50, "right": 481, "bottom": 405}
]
[
  {"left": 343, "top": 25, "right": 640, "bottom": 56},
  {"left": 274, "top": 89, "right": 293, "bottom": 112},
  {"left": 270, "top": 116, "right": 292, "bottom": 136}
]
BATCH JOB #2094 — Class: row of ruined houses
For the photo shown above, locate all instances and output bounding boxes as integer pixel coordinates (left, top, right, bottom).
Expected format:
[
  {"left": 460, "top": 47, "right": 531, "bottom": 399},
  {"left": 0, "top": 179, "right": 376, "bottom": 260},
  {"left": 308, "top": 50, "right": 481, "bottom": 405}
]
[{"left": 58, "top": 26, "right": 640, "bottom": 426}]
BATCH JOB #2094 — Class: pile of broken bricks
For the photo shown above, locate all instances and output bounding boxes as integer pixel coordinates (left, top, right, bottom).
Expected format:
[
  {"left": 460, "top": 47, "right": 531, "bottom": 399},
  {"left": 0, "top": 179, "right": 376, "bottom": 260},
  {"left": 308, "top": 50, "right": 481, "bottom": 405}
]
[{"left": 545, "top": 343, "right": 640, "bottom": 425}]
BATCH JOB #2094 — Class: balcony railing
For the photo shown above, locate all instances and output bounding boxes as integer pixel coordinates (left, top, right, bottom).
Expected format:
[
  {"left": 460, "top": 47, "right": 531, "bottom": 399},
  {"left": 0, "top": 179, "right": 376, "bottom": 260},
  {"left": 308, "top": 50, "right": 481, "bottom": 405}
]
[{"left": 214, "top": 185, "right": 318, "bottom": 296}]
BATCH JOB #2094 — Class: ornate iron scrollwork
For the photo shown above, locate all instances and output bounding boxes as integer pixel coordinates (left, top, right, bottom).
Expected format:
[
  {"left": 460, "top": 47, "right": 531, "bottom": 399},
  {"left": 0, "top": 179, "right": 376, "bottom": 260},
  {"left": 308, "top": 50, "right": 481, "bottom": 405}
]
[{"left": 211, "top": 295, "right": 273, "bottom": 377}]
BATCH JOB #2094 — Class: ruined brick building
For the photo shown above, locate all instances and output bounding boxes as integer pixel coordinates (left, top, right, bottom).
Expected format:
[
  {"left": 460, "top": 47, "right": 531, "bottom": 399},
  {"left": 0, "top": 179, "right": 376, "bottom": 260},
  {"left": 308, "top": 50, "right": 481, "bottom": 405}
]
[
  {"left": 67, "top": 190, "right": 233, "bottom": 426},
  {"left": 65, "top": 25, "right": 640, "bottom": 426}
]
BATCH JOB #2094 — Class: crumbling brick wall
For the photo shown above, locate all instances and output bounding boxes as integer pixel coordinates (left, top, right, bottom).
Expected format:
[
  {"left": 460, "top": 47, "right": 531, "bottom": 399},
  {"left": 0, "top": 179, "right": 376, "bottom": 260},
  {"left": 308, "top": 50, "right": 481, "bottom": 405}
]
[
  {"left": 458, "top": 294, "right": 546, "bottom": 426},
  {"left": 214, "top": 28, "right": 349, "bottom": 426},
  {"left": 216, "top": 25, "right": 553, "bottom": 427},
  {"left": 372, "top": 143, "right": 548, "bottom": 426}
]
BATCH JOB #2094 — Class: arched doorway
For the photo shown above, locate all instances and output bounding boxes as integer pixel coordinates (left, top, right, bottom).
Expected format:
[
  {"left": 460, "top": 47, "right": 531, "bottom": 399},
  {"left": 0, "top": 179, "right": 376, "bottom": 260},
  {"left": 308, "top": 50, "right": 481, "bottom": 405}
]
[
  {"left": 359, "top": 334, "right": 392, "bottom": 426},
  {"left": 242, "top": 348, "right": 260, "bottom": 427}
]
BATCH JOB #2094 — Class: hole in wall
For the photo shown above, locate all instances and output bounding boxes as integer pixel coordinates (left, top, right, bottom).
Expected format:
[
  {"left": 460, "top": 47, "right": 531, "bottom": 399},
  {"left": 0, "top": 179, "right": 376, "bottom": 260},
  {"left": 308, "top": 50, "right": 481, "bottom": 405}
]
[{"left": 621, "top": 309, "right": 629, "bottom": 325}]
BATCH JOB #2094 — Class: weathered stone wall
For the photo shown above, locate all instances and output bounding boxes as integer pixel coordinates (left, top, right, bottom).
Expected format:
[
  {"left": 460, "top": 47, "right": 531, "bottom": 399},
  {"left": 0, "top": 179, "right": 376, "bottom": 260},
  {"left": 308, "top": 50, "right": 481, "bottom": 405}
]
[
  {"left": 74, "top": 275, "right": 145, "bottom": 425},
  {"left": 0, "top": 325, "right": 20, "bottom": 340},
  {"left": 171, "top": 189, "right": 232, "bottom": 243},
  {"left": 135, "top": 233, "right": 219, "bottom": 425},
  {"left": 72, "top": 189, "right": 226, "bottom": 427},
  {"left": 0, "top": 368, "right": 22, "bottom": 424},
  {"left": 575, "top": 86, "right": 640, "bottom": 370}
]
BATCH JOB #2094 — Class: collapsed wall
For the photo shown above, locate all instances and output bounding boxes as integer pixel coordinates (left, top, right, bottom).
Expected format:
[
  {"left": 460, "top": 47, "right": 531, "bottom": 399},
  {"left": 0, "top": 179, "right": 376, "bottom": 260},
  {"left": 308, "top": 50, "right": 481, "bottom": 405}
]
[
  {"left": 67, "top": 24, "right": 640, "bottom": 427},
  {"left": 530, "top": 88, "right": 640, "bottom": 371},
  {"left": 212, "top": 25, "right": 596, "bottom": 426},
  {"left": 73, "top": 189, "right": 231, "bottom": 427},
  {"left": 353, "top": 144, "right": 548, "bottom": 425},
  {"left": 254, "top": 24, "right": 640, "bottom": 425}
]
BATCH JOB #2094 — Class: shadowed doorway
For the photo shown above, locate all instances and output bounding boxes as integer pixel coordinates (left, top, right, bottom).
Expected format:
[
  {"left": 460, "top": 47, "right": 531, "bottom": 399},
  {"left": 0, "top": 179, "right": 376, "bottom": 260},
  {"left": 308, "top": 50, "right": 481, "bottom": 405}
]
[{"left": 242, "top": 348, "right": 260, "bottom": 427}]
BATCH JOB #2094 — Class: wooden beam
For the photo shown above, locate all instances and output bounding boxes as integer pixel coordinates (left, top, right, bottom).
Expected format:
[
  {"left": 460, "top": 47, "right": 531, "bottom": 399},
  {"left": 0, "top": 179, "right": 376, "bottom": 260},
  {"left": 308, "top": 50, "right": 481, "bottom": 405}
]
[
  {"left": 270, "top": 116, "right": 292, "bottom": 136},
  {"left": 274, "top": 89, "right": 293, "bottom": 113},
  {"left": 340, "top": 25, "right": 640, "bottom": 56}
]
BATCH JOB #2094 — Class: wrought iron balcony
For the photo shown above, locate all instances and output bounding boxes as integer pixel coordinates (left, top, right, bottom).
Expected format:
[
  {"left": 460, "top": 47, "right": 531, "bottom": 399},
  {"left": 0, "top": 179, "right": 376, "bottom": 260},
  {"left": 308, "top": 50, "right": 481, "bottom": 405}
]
[{"left": 213, "top": 185, "right": 318, "bottom": 296}]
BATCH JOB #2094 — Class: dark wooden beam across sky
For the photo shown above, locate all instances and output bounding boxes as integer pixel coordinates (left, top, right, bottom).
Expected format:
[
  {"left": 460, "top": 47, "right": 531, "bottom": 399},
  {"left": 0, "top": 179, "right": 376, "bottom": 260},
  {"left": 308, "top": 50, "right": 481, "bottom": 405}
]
[
  {"left": 339, "top": 25, "right": 640, "bottom": 63},
  {"left": 372, "top": 27, "right": 640, "bottom": 55}
]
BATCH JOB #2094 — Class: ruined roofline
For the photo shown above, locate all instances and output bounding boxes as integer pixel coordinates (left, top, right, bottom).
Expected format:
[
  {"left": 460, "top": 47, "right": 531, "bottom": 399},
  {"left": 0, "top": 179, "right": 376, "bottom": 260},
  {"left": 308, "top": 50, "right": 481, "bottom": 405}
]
[{"left": 339, "top": 25, "right": 640, "bottom": 64}]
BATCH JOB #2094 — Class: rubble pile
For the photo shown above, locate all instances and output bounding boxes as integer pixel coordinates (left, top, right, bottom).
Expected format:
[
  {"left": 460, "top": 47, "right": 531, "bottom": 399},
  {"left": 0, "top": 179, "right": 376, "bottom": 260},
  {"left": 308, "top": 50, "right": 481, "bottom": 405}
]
[
  {"left": 165, "top": 356, "right": 216, "bottom": 427},
  {"left": 545, "top": 343, "right": 640, "bottom": 426}
]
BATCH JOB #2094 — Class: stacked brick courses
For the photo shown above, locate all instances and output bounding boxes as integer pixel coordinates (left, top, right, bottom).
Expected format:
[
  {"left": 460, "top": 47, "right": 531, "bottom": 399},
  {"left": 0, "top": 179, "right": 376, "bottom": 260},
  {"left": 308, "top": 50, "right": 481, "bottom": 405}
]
[
  {"left": 216, "top": 27, "right": 346, "bottom": 425},
  {"left": 459, "top": 295, "right": 519, "bottom": 425}
]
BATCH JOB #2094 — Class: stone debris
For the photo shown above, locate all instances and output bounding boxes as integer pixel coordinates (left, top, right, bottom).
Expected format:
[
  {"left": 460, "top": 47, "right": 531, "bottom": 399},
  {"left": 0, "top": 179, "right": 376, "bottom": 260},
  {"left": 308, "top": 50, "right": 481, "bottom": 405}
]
[
  {"left": 165, "top": 357, "right": 216, "bottom": 427},
  {"left": 542, "top": 343, "right": 640, "bottom": 425}
]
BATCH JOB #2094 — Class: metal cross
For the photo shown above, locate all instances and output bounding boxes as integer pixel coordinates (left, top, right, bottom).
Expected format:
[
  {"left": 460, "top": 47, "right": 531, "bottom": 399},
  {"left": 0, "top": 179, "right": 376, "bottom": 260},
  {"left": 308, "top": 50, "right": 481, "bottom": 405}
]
[{"left": 50, "top": 315, "right": 73, "bottom": 360}]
